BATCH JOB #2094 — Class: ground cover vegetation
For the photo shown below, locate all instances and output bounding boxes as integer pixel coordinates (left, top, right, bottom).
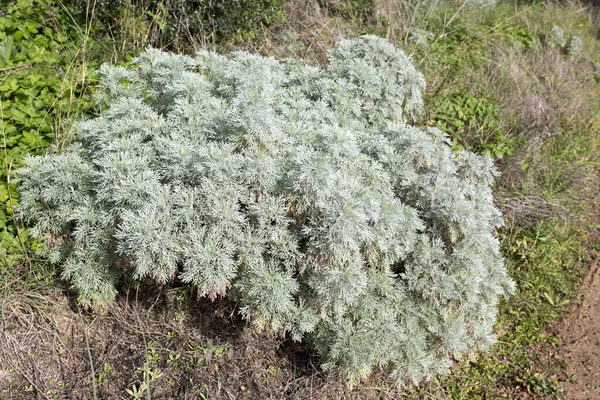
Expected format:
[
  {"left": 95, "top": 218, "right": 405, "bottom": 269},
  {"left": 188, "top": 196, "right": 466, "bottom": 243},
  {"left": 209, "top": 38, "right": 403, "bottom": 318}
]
[
  {"left": 0, "top": 0, "right": 97, "bottom": 266},
  {"left": 0, "top": 0, "right": 599, "bottom": 398}
]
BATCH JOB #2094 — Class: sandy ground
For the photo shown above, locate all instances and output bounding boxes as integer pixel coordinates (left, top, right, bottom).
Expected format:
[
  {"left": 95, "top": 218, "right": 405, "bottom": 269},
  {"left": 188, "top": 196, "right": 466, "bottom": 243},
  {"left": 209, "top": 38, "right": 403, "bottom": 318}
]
[{"left": 559, "top": 256, "right": 600, "bottom": 400}]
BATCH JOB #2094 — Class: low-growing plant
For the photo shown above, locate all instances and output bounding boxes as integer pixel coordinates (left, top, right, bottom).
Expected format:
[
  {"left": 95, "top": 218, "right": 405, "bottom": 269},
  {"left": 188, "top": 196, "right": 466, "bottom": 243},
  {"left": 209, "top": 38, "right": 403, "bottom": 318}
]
[
  {"left": 0, "top": 0, "right": 96, "bottom": 266},
  {"left": 547, "top": 25, "right": 566, "bottom": 49},
  {"left": 408, "top": 28, "right": 434, "bottom": 47},
  {"left": 426, "top": 89, "right": 517, "bottom": 159},
  {"left": 546, "top": 25, "right": 584, "bottom": 58},
  {"left": 17, "top": 36, "right": 514, "bottom": 385},
  {"left": 566, "top": 35, "right": 583, "bottom": 57}
]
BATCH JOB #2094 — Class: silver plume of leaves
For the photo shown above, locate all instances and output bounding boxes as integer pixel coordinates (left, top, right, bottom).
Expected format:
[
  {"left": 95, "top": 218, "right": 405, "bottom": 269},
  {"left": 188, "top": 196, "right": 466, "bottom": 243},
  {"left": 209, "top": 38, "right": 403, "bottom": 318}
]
[{"left": 17, "top": 35, "right": 514, "bottom": 385}]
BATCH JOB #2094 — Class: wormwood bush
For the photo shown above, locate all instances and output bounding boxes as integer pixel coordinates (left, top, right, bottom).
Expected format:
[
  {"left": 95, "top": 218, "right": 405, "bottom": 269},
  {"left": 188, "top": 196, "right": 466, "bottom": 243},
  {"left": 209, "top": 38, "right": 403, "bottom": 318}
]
[
  {"left": 547, "top": 26, "right": 566, "bottom": 49},
  {"left": 566, "top": 35, "right": 583, "bottom": 57},
  {"left": 17, "top": 36, "right": 514, "bottom": 384}
]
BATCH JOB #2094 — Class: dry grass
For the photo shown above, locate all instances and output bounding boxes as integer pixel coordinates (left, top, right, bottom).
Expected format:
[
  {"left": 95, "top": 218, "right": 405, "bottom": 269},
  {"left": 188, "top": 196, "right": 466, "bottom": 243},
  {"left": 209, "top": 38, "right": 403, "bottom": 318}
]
[
  {"left": 498, "top": 195, "right": 571, "bottom": 223},
  {"left": 256, "top": 0, "right": 363, "bottom": 61},
  {"left": 491, "top": 43, "right": 599, "bottom": 199},
  {"left": 490, "top": 46, "right": 597, "bottom": 141},
  {"left": 0, "top": 284, "right": 409, "bottom": 399}
]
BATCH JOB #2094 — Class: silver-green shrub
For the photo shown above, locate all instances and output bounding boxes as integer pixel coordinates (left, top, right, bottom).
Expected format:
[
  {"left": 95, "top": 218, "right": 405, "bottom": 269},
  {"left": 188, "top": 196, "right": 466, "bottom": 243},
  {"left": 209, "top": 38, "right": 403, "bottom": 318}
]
[
  {"left": 17, "top": 35, "right": 514, "bottom": 384},
  {"left": 567, "top": 35, "right": 583, "bottom": 57},
  {"left": 408, "top": 28, "right": 434, "bottom": 47},
  {"left": 466, "top": 0, "right": 498, "bottom": 7},
  {"left": 548, "top": 26, "right": 567, "bottom": 49}
]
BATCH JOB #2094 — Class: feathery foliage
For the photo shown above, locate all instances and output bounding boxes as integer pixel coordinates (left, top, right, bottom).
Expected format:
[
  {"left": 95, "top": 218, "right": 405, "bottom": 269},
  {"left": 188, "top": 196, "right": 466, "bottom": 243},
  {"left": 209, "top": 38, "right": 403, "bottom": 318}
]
[
  {"left": 17, "top": 36, "right": 514, "bottom": 385},
  {"left": 547, "top": 26, "right": 567, "bottom": 49}
]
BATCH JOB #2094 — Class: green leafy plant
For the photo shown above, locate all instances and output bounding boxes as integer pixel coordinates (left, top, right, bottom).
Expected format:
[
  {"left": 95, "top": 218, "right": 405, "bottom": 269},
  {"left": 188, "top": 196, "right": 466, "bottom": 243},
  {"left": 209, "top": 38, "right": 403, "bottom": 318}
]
[
  {"left": 502, "top": 26, "right": 534, "bottom": 49},
  {"left": 125, "top": 341, "right": 163, "bottom": 398},
  {"left": 17, "top": 36, "right": 514, "bottom": 385},
  {"left": 0, "top": 0, "right": 96, "bottom": 265},
  {"left": 514, "top": 371, "right": 562, "bottom": 396},
  {"left": 427, "top": 89, "right": 517, "bottom": 159},
  {"left": 96, "top": 362, "right": 112, "bottom": 385}
]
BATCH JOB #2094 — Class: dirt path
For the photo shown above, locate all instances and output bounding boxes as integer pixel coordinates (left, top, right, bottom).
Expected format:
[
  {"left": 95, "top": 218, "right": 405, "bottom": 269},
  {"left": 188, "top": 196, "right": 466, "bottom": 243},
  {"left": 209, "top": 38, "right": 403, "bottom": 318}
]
[{"left": 559, "top": 256, "right": 600, "bottom": 399}]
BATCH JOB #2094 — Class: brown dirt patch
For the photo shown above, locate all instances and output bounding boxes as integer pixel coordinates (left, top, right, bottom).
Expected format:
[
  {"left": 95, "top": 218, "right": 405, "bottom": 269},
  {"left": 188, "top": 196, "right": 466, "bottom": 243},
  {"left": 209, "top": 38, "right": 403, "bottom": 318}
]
[{"left": 558, "top": 255, "right": 600, "bottom": 399}]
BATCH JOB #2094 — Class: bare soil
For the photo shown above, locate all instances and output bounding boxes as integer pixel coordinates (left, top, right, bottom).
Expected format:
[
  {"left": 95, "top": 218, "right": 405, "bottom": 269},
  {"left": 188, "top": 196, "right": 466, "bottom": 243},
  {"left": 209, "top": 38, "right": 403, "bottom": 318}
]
[{"left": 558, "top": 255, "right": 600, "bottom": 400}]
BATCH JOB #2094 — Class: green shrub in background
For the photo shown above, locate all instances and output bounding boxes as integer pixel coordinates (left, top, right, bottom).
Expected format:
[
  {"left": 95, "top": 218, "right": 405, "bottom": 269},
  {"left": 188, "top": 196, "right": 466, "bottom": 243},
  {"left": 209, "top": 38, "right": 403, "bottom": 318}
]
[
  {"left": 17, "top": 36, "right": 514, "bottom": 385},
  {"left": 77, "top": 0, "right": 286, "bottom": 54},
  {"left": 408, "top": 28, "right": 434, "bottom": 47},
  {"left": 0, "top": 0, "right": 96, "bottom": 265},
  {"left": 546, "top": 25, "right": 584, "bottom": 57}
]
